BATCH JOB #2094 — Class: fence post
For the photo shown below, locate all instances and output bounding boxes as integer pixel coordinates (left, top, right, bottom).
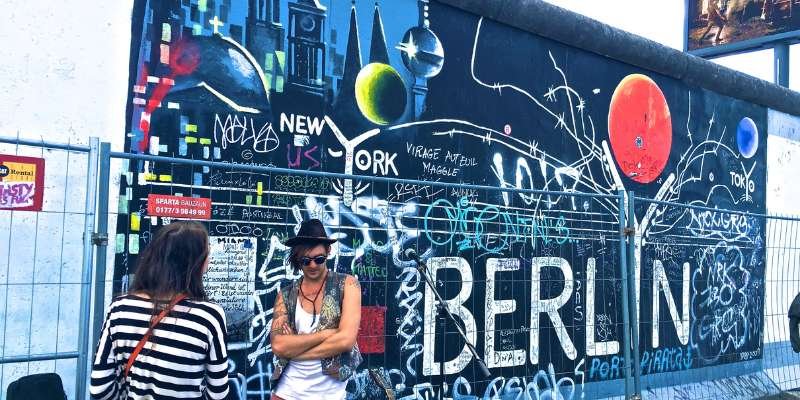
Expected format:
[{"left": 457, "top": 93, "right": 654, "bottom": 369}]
[
  {"left": 90, "top": 142, "right": 111, "bottom": 370},
  {"left": 76, "top": 137, "right": 100, "bottom": 400},
  {"left": 618, "top": 190, "right": 633, "bottom": 398},
  {"left": 626, "top": 191, "right": 641, "bottom": 398}
]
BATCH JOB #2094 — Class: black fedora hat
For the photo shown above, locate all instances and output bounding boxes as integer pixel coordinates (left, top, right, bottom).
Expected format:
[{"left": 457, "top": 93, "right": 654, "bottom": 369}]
[{"left": 283, "top": 219, "right": 337, "bottom": 247}]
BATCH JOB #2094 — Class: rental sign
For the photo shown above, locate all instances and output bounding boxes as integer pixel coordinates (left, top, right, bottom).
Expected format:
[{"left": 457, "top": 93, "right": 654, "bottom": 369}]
[{"left": 0, "top": 154, "right": 45, "bottom": 212}]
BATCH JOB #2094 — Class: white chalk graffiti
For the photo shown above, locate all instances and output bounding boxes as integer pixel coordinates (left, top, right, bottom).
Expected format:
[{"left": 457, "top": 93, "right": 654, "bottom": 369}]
[
  {"left": 396, "top": 266, "right": 425, "bottom": 377},
  {"left": 325, "top": 116, "right": 380, "bottom": 206},
  {"left": 595, "top": 314, "right": 614, "bottom": 343},
  {"left": 247, "top": 193, "right": 428, "bottom": 366},
  {"left": 302, "top": 195, "right": 425, "bottom": 271},
  {"left": 451, "top": 362, "right": 583, "bottom": 400},
  {"left": 390, "top": 362, "right": 583, "bottom": 400},
  {"left": 346, "top": 368, "right": 407, "bottom": 400},
  {"left": 247, "top": 235, "right": 300, "bottom": 365},
  {"left": 686, "top": 209, "right": 755, "bottom": 243},
  {"left": 228, "top": 359, "right": 274, "bottom": 400},
  {"left": 179, "top": 13, "right": 766, "bottom": 400},
  {"left": 214, "top": 113, "right": 280, "bottom": 154},
  {"left": 690, "top": 242, "right": 753, "bottom": 363}
]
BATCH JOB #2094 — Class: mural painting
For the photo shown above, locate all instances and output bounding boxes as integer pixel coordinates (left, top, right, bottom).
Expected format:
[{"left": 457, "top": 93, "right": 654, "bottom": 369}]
[{"left": 115, "top": 0, "right": 768, "bottom": 398}]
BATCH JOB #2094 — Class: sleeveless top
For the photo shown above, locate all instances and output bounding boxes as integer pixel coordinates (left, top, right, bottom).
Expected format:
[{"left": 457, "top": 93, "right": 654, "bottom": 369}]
[
  {"left": 270, "top": 271, "right": 363, "bottom": 385},
  {"left": 272, "top": 306, "right": 347, "bottom": 399}
]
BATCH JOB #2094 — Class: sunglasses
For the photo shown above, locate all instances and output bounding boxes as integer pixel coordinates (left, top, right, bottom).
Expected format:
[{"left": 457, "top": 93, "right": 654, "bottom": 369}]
[{"left": 300, "top": 255, "right": 328, "bottom": 267}]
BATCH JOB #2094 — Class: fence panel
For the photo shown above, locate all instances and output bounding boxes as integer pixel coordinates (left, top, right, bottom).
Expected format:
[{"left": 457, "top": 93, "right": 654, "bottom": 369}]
[
  {"left": 3, "top": 136, "right": 800, "bottom": 399},
  {"left": 0, "top": 136, "right": 98, "bottom": 400},
  {"left": 104, "top": 150, "right": 633, "bottom": 400},
  {"left": 763, "top": 216, "right": 800, "bottom": 393},
  {"left": 628, "top": 196, "right": 800, "bottom": 399}
]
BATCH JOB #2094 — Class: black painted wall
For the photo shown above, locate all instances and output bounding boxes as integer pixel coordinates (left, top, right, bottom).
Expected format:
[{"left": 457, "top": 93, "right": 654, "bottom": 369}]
[{"left": 115, "top": 1, "right": 767, "bottom": 398}]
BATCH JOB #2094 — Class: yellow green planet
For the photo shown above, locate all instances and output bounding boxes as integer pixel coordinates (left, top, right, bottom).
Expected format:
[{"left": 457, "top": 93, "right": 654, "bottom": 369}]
[{"left": 355, "top": 63, "right": 407, "bottom": 125}]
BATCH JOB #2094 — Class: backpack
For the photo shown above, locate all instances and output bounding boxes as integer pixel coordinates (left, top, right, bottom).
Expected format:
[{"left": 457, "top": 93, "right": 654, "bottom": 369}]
[{"left": 6, "top": 373, "right": 67, "bottom": 400}]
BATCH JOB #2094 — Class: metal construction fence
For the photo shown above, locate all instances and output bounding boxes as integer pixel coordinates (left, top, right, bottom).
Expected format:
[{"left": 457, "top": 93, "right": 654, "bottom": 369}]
[
  {"left": 0, "top": 135, "right": 799, "bottom": 400},
  {"left": 0, "top": 137, "right": 99, "bottom": 399}
]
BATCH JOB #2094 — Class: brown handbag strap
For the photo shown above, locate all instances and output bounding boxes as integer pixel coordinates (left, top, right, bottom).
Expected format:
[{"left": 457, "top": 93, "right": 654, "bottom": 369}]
[{"left": 123, "top": 294, "right": 187, "bottom": 378}]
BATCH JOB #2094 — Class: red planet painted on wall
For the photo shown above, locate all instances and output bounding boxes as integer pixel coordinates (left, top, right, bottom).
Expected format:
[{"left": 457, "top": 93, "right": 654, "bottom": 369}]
[{"left": 608, "top": 74, "right": 672, "bottom": 184}]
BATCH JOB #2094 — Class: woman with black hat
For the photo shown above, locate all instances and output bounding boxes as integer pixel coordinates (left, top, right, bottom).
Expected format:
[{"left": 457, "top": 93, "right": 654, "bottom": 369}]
[{"left": 269, "top": 219, "right": 363, "bottom": 400}]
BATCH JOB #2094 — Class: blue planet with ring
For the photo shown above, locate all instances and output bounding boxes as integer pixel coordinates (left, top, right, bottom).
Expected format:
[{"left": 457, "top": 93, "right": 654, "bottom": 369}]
[{"left": 736, "top": 117, "right": 758, "bottom": 158}]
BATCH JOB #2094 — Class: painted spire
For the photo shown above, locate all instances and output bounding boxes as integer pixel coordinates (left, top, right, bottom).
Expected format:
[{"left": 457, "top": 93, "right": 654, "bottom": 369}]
[
  {"left": 369, "top": 1, "right": 390, "bottom": 64},
  {"left": 340, "top": 1, "right": 362, "bottom": 95}
]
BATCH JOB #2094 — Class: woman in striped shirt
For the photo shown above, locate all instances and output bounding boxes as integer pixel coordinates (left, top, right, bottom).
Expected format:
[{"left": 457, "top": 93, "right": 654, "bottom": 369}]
[{"left": 90, "top": 221, "right": 230, "bottom": 400}]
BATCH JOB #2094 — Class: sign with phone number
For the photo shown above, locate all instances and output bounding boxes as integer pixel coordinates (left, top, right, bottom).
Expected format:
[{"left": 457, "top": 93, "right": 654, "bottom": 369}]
[{"left": 147, "top": 194, "right": 211, "bottom": 220}]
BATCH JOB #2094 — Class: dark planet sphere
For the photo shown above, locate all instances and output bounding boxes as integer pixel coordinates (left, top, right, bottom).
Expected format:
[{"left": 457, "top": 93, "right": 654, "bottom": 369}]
[
  {"left": 355, "top": 63, "right": 407, "bottom": 125},
  {"left": 737, "top": 117, "right": 758, "bottom": 159},
  {"left": 170, "top": 35, "right": 270, "bottom": 112},
  {"left": 399, "top": 26, "right": 445, "bottom": 78}
]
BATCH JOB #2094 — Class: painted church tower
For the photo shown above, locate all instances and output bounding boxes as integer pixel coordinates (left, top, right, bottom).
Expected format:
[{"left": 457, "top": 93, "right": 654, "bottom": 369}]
[
  {"left": 286, "top": 0, "right": 327, "bottom": 99},
  {"left": 246, "top": 0, "right": 286, "bottom": 94}
]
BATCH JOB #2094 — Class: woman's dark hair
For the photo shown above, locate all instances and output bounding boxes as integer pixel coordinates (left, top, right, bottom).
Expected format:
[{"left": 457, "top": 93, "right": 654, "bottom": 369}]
[
  {"left": 289, "top": 242, "right": 331, "bottom": 272},
  {"left": 130, "top": 221, "right": 209, "bottom": 305}
]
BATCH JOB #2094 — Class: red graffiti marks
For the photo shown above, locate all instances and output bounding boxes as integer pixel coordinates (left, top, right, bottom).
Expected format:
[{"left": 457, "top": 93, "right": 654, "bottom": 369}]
[
  {"left": 139, "top": 39, "right": 200, "bottom": 152},
  {"left": 358, "top": 306, "right": 387, "bottom": 354}
]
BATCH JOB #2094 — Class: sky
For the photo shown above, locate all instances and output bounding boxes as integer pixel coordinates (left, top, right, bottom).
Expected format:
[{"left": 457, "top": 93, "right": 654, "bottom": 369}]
[
  {"left": 542, "top": 0, "right": 795, "bottom": 88},
  {"left": 543, "top": 0, "right": 686, "bottom": 50}
]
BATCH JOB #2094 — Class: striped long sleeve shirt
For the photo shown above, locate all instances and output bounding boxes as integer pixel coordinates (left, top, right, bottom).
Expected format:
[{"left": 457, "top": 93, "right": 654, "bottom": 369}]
[{"left": 90, "top": 294, "right": 230, "bottom": 400}]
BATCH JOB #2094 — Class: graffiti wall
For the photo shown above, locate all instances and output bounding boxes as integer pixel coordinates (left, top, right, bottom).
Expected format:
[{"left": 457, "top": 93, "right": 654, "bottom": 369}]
[{"left": 115, "top": 0, "right": 768, "bottom": 398}]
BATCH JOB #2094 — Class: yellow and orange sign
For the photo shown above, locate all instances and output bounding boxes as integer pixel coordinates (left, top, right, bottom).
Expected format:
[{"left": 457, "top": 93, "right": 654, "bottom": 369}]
[{"left": 0, "top": 155, "right": 45, "bottom": 211}]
